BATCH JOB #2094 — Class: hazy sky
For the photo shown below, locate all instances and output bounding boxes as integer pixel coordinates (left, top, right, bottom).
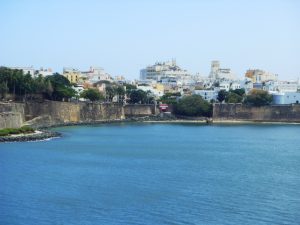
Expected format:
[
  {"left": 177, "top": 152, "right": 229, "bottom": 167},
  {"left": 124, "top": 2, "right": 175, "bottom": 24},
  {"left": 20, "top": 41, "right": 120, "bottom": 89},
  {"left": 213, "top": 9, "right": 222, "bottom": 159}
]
[{"left": 0, "top": 0, "right": 299, "bottom": 80}]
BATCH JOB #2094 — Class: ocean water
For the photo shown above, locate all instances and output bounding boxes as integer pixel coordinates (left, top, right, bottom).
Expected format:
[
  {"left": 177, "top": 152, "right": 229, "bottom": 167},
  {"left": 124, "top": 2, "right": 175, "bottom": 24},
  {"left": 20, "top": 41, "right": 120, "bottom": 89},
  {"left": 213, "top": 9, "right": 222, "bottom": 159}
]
[{"left": 0, "top": 123, "right": 300, "bottom": 225}]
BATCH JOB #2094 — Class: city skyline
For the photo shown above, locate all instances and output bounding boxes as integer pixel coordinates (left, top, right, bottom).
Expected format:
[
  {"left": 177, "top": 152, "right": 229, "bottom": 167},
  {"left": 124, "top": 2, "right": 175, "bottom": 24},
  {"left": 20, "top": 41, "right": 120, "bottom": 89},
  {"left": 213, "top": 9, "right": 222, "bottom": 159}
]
[{"left": 0, "top": 0, "right": 299, "bottom": 80}]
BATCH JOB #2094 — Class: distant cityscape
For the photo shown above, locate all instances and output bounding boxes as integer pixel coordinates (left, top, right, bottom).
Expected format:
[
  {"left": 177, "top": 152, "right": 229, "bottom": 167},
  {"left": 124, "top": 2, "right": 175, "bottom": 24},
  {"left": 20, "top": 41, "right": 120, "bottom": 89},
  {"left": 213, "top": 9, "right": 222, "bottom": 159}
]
[{"left": 6, "top": 60, "right": 300, "bottom": 105}]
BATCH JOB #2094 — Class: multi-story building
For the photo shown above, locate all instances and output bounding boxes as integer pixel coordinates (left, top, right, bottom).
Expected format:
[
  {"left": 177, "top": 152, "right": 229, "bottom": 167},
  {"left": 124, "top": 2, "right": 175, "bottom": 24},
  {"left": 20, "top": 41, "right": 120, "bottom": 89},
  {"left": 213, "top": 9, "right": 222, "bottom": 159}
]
[
  {"left": 35, "top": 67, "right": 54, "bottom": 77},
  {"left": 276, "top": 81, "right": 298, "bottom": 93},
  {"left": 260, "top": 80, "right": 298, "bottom": 93},
  {"left": 82, "top": 66, "right": 113, "bottom": 83},
  {"left": 63, "top": 67, "right": 82, "bottom": 84},
  {"left": 137, "top": 85, "right": 164, "bottom": 97},
  {"left": 208, "top": 61, "right": 236, "bottom": 80},
  {"left": 217, "top": 81, "right": 241, "bottom": 92},
  {"left": 194, "top": 89, "right": 218, "bottom": 102},
  {"left": 240, "top": 78, "right": 254, "bottom": 94},
  {"left": 140, "top": 59, "right": 190, "bottom": 81},
  {"left": 9, "top": 66, "right": 54, "bottom": 77},
  {"left": 245, "top": 69, "right": 278, "bottom": 83}
]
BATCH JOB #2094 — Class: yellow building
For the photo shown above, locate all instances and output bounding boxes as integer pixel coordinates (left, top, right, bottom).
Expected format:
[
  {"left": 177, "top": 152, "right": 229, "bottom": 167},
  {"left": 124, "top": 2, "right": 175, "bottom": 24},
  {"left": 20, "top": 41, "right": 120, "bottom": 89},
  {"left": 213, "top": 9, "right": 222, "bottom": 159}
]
[
  {"left": 154, "top": 83, "right": 165, "bottom": 93},
  {"left": 63, "top": 67, "right": 82, "bottom": 84}
]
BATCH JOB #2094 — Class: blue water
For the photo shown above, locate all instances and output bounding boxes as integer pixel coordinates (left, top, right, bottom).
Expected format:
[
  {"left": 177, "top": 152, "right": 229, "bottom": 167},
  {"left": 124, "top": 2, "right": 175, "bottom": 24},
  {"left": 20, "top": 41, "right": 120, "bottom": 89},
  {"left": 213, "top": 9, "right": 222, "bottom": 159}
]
[{"left": 0, "top": 123, "right": 300, "bottom": 225}]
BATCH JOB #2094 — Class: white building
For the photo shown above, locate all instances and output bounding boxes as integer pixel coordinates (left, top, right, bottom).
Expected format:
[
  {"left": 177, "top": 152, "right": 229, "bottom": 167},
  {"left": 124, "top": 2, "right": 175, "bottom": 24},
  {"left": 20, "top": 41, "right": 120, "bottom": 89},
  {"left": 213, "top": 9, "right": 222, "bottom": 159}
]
[
  {"left": 231, "top": 82, "right": 241, "bottom": 90},
  {"left": 72, "top": 84, "right": 84, "bottom": 95},
  {"left": 194, "top": 89, "right": 218, "bottom": 102},
  {"left": 276, "top": 81, "right": 298, "bottom": 93},
  {"left": 240, "top": 78, "right": 253, "bottom": 94},
  {"left": 137, "top": 85, "right": 164, "bottom": 97},
  {"left": 140, "top": 59, "right": 190, "bottom": 81},
  {"left": 218, "top": 81, "right": 240, "bottom": 92},
  {"left": 262, "top": 80, "right": 298, "bottom": 93},
  {"left": 272, "top": 92, "right": 300, "bottom": 104},
  {"left": 36, "top": 68, "right": 54, "bottom": 77},
  {"left": 82, "top": 66, "right": 113, "bottom": 83},
  {"left": 9, "top": 66, "right": 35, "bottom": 77}
]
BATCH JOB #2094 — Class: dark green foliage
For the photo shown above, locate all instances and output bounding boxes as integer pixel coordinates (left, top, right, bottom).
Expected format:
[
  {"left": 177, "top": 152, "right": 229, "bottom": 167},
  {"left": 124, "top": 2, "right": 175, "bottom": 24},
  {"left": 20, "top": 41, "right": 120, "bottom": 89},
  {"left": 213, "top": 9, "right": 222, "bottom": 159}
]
[
  {"left": 128, "top": 89, "right": 147, "bottom": 104},
  {"left": 217, "top": 88, "right": 245, "bottom": 103},
  {"left": 244, "top": 89, "right": 273, "bottom": 106},
  {"left": 116, "top": 86, "right": 126, "bottom": 103},
  {"left": 99, "top": 84, "right": 126, "bottom": 103},
  {"left": 127, "top": 89, "right": 153, "bottom": 104},
  {"left": 0, "top": 81, "right": 9, "bottom": 98},
  {"left": 19, "top": 126, "right": 35, "bottom": 133},
  {"left": 0, "top": 129, "right": 9, "bottom": 136},
  {"left": 105, "top": 86, "right": 116, "bottom": 102},
  {"left": 231, "top": 88, "right": 245, "bottom": 97},
  {"left": 160, "top": 92, "right": 181, "bottom": 104},
  {"left": 80, "top": 89, "right": 104, "bottom": 101},
  {"left": 124, "top": 84, "right": 137, "bottom": 94},
  {"left": 45, "top": 74, "right": 75, "bottom": 101},
  {"left": 174, "top": 95, "right": 212, "bottom": 117},
  {"left": 217, "top": 90, "right": 228, "bottom": 103},
  {"left": 0, "top": 67, "right": 75, "bottom": 101},
  {"left": 226, "top": 92, "right": 243, "bottom": 103}
]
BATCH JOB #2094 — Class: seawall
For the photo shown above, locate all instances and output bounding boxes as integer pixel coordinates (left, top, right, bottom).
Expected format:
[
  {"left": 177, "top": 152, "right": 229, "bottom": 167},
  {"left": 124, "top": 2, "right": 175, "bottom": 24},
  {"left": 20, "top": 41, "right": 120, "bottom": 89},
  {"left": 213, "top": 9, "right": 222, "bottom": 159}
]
[
  {"left": 24, "top": 101, "right": 125, "bottom": 127},
  {"left": 124, "top": 104, "right": 158, "bottom": 117},
  {"left": 0, "top": 101, "right": 159, "bottom": 129},
  {"left": 213, "top": 103, "right": 300, "bottom": 123}
]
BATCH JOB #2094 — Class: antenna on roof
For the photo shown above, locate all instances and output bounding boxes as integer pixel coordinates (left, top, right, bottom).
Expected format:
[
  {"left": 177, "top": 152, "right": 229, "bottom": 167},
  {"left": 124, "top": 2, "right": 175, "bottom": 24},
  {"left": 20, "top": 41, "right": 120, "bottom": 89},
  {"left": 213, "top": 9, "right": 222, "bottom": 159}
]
[{"left": 172, "top": 58, "right": 176, "bottom": 66}]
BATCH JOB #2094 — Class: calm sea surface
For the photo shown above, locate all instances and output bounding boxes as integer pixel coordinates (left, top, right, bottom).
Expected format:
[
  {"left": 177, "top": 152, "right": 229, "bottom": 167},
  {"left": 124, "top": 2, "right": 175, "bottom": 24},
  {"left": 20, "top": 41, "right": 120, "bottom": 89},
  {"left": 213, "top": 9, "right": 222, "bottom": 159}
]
[{"left": 0, "top": 123, "right": 300, "bottom": 225}]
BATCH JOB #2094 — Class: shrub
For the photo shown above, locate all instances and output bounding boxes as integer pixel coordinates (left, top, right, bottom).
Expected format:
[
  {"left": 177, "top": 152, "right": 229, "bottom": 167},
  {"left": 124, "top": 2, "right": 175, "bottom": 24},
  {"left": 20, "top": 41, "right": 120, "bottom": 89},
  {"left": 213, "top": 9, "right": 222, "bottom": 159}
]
[
  {"left": 6, "top": 128, "right": 21, "bottom": 134},
  {"left": 20, "top": 126, "right": 35, "bottom": 133},
  {"left": 244, "top": 89, "right": 272, "bottom": 106},
  {"left": 0, "top": 126, "right": 35, "bottom": 136},
  {"left": 0, "top": 129, "right": 9, "bottom": 136},
  {"left": 226, "top": 92, "right": 243, "bottom": 103},
  {"left": 80, "top": 88, "right": 104, "bottom": 101}
]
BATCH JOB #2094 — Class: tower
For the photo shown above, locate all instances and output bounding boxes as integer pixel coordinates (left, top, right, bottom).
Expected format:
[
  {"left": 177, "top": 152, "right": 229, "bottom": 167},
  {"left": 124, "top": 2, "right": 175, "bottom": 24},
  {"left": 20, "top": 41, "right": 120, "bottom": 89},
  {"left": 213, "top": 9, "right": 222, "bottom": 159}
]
[{"left": 209, "top": 60, "right": 220, "bottom": 79}]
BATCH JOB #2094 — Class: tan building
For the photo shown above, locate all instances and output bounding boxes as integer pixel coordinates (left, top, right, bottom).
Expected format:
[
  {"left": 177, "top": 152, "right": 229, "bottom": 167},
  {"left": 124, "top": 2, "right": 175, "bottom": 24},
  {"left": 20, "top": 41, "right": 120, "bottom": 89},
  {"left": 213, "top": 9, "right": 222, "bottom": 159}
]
[{"left": 245, "top": 69, "right": 278, "bottom": 83}]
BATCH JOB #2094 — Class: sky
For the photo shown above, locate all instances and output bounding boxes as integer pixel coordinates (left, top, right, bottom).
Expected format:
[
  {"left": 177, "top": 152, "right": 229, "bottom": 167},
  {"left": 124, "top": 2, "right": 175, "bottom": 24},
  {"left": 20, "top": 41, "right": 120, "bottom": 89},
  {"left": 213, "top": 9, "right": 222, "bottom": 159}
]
[{"left": 0, "top": 0, "right": 299, "bottom": 80}]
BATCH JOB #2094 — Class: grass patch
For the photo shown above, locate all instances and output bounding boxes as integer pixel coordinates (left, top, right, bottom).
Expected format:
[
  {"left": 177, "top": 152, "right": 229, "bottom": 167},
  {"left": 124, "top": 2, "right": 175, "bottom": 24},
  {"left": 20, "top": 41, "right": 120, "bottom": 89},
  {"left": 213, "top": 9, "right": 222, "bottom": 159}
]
[{"left": 0, "top": 126, "right": 35, "bottom": 136}]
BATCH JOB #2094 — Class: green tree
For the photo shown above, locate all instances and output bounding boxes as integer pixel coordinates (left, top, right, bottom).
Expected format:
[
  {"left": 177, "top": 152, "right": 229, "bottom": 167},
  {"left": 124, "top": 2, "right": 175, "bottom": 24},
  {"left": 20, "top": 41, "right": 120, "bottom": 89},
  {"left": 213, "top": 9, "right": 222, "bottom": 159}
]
[
  {"left": 124, "top": 83, "right": 137, "bottom": 91},
  {"left": 174, "top": 95, "right": 212, "bottom": 117},
  {"left": 231, "top": 88, "right": 245, "bottom": 97},
  {"left": 226, "top": 92, "right": 243, "bottom": 103},
  {"left": 0, "top": 82, "right": 9, "bottom": 98},
  {"left": 244, "top": 89, "right": 273, "bottom": 106},
  {"left": 80, "top": 89, "right": 104, "bottom": 101},
  {"left": 160, "top": 92, "right": 181, "bottom": 104},
  {"left": 116, "top": 85, "right": 126, "bottom": 103},
  {"left": 45, "top": 74, "right": 75, "bottom": 101},
  {"left": 105, "top": 86, "right": 116, "bottom": 102},
  {"left": 128, "top": 89, "right": 148, "bottom": 104},
  {"left": 217, "top": 90, "right": 228, "bottom": 103}
]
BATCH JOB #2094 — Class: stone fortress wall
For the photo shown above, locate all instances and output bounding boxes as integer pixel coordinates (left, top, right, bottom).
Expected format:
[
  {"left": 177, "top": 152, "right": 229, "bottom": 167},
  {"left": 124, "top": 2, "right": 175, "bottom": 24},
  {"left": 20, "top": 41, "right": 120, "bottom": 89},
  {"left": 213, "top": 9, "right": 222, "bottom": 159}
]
[
  {"left": 0, "top": 101, "right": 159, "bottom": 129},
  {"left": 1, "top": 101, "right": 300, "bottom": 129},
  {"left": 213, "top": 103, "right": 300, "bottom": 123}
]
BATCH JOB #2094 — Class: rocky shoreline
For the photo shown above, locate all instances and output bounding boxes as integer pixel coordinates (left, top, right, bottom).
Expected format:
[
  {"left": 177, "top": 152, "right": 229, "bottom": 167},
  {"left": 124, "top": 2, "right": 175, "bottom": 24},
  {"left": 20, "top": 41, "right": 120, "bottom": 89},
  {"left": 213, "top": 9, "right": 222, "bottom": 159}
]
[{"left": 0, "top": 130, "right": 62, "bottom": 143}]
